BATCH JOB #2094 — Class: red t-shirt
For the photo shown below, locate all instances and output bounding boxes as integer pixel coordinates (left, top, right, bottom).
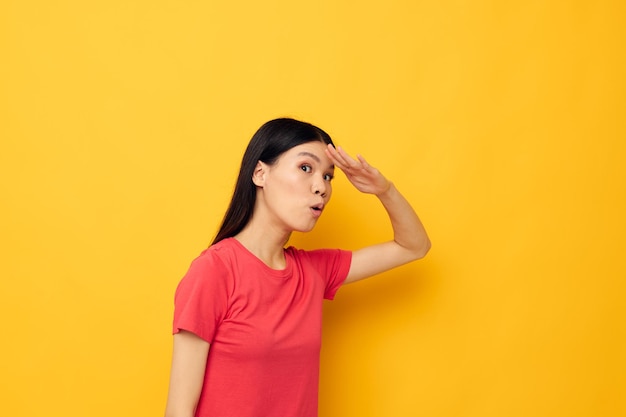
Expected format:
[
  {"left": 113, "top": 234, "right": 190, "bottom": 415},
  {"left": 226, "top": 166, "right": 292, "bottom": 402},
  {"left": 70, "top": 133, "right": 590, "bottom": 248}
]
[{"left": 173, "top": 237, "right": 352, "bottom": 417}]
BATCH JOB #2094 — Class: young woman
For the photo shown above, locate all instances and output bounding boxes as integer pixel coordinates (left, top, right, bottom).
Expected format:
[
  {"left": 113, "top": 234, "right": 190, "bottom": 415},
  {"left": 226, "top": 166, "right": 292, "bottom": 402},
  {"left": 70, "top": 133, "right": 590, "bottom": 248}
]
[{"left": 165, "top": 118, "right": 430, "bottom": 417}]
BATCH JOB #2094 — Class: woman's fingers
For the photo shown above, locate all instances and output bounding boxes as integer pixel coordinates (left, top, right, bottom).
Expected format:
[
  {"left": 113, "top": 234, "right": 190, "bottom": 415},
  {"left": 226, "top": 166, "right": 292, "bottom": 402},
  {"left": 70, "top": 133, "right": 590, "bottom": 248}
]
[
  {"left": 327, "top": 144, "right": 364, "bottom": 172},
  {"left": 356, "top": 154, "right": 371, "bottom": 170},
  {"left": 326, "top": 145, "right": 351, "bottom": 170},
  {"left": 326, "top": 144, "right": 390, "bottom": 195}
]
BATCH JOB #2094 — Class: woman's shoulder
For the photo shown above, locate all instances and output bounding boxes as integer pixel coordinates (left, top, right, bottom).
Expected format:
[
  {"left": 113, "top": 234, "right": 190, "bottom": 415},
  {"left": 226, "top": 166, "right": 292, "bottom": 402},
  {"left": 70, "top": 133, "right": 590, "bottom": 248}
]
[
  {"left": 188, "top": 238, "right": 240, "bottom": 271},
  {"left": 178, "top": 239, "right": 242, "bottom": 290}
]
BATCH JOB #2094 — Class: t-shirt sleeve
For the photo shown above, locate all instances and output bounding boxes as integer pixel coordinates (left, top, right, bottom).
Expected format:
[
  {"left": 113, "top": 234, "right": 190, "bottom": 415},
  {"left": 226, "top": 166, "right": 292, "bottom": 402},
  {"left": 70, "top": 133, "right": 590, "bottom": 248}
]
[
  {"left": 172, "top": 251, "right": 230, "bottom": 343},
  {"left": 303, "top": 248, "right": 352, "bottom": 300}
]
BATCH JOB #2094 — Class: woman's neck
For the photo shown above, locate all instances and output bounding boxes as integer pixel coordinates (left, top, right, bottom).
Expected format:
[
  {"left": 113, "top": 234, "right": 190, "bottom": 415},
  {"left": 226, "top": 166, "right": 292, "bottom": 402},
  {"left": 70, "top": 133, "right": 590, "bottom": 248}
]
[{"left": 233, "top": 220, "right": 291, "bottom": 270}]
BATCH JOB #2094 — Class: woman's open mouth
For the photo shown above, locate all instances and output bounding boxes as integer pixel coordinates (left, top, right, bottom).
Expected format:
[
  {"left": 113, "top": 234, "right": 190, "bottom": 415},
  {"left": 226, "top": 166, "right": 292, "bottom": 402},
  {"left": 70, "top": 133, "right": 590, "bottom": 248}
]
[{"left": 310, "top": 204, "right": 324, "bottom": 218}]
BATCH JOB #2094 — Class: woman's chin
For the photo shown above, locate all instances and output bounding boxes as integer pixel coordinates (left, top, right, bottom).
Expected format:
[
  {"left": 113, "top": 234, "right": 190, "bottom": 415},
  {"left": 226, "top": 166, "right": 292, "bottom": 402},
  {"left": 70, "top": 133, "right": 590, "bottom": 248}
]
[{"left": 293, "top": 221, "right": 318, "bottom": 234}]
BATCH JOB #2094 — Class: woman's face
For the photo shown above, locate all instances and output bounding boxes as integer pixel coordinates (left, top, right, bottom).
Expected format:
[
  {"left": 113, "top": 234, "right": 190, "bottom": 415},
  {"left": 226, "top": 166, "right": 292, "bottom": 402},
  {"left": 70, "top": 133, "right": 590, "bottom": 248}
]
[{"left": 254, "top": 141, "right": 335, "bottom": 233}]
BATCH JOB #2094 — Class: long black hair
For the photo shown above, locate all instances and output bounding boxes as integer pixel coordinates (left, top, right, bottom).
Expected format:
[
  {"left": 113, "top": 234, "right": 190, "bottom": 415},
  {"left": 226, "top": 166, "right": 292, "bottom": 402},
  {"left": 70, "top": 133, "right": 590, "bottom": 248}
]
[{"left": 211, "top": 118, "right": 335, "bottom": 245}]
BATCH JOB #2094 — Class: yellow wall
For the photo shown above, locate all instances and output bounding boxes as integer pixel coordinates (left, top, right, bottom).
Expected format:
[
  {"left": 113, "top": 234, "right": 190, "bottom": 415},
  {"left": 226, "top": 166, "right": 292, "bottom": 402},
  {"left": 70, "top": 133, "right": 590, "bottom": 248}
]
[{"left": 1, "top": 1, "right": 624, "bottom": 416}]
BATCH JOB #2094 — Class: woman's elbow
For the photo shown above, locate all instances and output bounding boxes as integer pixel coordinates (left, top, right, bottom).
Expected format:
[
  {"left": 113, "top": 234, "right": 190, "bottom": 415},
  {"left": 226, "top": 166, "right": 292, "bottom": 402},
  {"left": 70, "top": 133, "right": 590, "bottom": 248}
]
[{"left": 413, "top": 238, "right": 431, "bottom": 261}]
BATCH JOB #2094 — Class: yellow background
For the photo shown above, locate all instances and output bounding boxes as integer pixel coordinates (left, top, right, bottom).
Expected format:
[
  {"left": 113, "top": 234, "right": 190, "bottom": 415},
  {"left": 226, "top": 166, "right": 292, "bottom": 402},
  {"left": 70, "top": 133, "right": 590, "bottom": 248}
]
[{"left": 1, "top": 1, "right": 624, "bottom": 416}]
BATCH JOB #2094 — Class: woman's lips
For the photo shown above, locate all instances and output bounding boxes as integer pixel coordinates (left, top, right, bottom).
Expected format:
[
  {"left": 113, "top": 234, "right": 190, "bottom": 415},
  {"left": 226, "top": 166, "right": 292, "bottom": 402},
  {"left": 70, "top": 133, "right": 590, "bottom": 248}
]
[{"left": 310, "top": 205, "right": 323, "bottom": 218}]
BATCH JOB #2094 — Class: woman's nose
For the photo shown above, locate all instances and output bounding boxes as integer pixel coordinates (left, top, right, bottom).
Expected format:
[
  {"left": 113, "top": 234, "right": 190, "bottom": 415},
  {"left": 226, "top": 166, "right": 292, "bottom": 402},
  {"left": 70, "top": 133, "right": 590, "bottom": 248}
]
[{"left": 312, "top": 177, "right": 327, "bottom": 197}]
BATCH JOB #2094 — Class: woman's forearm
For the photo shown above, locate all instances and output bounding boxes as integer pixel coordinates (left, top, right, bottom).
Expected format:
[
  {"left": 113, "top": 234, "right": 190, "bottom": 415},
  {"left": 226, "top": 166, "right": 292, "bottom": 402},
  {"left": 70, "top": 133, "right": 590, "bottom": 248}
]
[{"left": 376, "top": 182, "right": 431, "bottom": 260}]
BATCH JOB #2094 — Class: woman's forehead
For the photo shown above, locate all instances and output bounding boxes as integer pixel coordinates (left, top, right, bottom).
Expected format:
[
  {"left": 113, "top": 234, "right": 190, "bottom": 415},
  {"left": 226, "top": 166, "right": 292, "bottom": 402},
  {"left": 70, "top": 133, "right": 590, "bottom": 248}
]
[
  {"left": 283, "top": 142, "right": 333, "bottom": 166},
  {"left": 288, "top": 141, "right": 327, "bottom": 157}
]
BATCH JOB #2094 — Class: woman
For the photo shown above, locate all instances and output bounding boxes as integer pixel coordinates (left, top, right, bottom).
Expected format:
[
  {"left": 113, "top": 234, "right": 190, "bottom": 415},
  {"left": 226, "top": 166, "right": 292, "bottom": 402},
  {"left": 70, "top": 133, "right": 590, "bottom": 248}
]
[{"left": 165, "top": 118, "right": 430, "bottom": 417}]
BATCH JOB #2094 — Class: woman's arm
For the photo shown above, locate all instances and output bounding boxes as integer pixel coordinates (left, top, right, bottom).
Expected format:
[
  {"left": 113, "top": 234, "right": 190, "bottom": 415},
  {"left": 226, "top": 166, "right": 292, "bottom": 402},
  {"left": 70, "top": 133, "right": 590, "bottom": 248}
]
[
  {"left": 164, "top": 330, "right": 210, "bottom": 417},
  {"left": 326, "top": 144, "right": 431, "bottom": 284}
]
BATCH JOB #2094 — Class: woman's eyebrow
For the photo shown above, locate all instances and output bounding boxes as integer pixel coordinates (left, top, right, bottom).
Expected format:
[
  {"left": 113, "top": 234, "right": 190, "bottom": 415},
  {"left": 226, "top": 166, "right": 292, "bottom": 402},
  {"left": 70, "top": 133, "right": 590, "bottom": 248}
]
[
  {"left": 297, "top": 151, "right": 321, "bottom": 162},
  {"left": 297, "top": 151, "right": 335, "bottom": 169}
]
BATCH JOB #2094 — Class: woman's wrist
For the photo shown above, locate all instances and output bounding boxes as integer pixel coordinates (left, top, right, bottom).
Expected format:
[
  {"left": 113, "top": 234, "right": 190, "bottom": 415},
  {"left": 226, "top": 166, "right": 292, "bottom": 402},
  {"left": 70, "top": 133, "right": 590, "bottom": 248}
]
[{"left": 375, "top": 181, "right": 395, "bottom": 199}]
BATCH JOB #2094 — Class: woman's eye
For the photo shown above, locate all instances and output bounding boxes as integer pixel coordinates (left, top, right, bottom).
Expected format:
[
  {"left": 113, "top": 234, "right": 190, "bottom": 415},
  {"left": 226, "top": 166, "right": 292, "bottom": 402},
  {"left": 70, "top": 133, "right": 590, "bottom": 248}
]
[
  {"left": 300, "top": 165, "right": 312, "bottom": 173},
  {"left": 324, "top": 173, "right": 334, "bottom": 181}
]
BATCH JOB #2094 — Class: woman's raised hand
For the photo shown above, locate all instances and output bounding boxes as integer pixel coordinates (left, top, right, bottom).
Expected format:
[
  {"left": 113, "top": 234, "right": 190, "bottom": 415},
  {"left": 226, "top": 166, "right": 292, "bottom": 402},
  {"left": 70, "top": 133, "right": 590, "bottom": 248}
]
[{"left": 326, "top": 144, "right": 391, "bottom": 196}]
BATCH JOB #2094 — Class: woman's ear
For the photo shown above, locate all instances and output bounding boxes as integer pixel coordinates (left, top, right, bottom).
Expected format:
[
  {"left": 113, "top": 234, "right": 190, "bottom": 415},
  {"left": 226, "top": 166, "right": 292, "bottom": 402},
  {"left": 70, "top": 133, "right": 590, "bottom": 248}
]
[{"left": 252, "top": 161, "right": 267, "bottom": 187}]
